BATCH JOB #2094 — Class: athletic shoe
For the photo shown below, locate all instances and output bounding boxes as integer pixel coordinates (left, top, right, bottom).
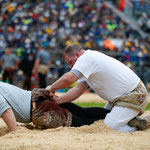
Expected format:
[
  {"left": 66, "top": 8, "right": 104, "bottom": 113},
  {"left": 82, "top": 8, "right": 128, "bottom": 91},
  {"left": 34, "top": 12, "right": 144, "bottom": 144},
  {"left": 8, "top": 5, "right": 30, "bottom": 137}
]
[
  {"left": 128, "top": 116, "right": 147, "bottom": 130},
  {"left": 143, "top": 112, "right": 150, "bottom": 127}
]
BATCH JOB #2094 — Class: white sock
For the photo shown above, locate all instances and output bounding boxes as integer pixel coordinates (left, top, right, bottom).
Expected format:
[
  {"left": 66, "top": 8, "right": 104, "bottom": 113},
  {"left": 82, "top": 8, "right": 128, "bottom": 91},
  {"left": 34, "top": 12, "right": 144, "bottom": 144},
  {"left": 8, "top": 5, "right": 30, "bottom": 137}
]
[{"left": 117, "top": 124, "right": 137, "bottom": 132}]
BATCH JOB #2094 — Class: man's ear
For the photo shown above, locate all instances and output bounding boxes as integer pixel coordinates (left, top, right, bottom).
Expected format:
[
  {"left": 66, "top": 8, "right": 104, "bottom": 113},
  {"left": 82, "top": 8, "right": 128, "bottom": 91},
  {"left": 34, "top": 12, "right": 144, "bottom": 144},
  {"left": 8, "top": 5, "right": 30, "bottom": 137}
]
[{"left": 74, "top": 52, "right": 79, "bottom": 57}]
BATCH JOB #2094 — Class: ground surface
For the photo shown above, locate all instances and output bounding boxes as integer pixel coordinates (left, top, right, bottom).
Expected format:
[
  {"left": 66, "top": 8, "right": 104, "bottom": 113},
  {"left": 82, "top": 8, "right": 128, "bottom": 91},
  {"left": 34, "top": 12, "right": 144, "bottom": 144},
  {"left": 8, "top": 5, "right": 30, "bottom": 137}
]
[{"left": 0, "top": 93, "right": 150, "bottom": 150}]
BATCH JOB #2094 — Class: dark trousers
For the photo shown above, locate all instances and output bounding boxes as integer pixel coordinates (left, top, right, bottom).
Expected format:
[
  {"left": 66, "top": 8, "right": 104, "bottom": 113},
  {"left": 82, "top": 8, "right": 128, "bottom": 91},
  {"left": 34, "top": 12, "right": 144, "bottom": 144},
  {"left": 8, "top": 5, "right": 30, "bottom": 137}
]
[
  {"left": 23, "top": 73, "right": 32, "bottom": 90},
  {"left": 2, "top": 69, "right": 14, "bottom": 84},
  {"left": 33, "top": 100, "right": 110, "bottom": 127},
  {"left": 38, "top": 73, "right": 46, "bottom": 88},
  {"left": 60, "top": 103, "right": 110, "bottom": 127}
]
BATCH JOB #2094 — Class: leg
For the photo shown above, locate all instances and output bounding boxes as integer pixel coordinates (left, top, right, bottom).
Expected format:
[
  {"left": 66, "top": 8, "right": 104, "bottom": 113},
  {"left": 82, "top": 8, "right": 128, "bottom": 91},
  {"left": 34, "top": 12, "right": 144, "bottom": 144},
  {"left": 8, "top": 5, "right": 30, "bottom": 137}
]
[
  {"left": 104, "top": 106, "right": 139, "bottom": 132},
  {"left": 60, "top": 102, "right": 110, "bottom": 119},
  {"left": 2, "top": 70, "right": 8, "bottom": 82},
  {"left": 60, "top": 102, "right": 110, "bottom": 127},
  {"left": 8, "top": 70, "right": 14, "bottom": 84},
  {"left": 23, "top": 74, "right": 32, "bottom": 90},
  {"left": 9, "top": 73, "right": 13, "bottom": 84},
  {"left": 38, "top": 73, "right": 46, "bottom": 88},
  {"left": 71, "top": 115, "right": 98, "bottom": 127},
  {"left": 23, "top": 74, "right": 28, "bottom": 89},
  {"left": 143, "top": 113, "right": 150, "bottom": 127},
  {"left": 104, "top": 102, "right": 112, "bottom": 110},
  {"left": 128, "top": 116, "right": 147, "bottom": 130},
  {"left": 27, "top": 74, "right": 32, "bottom": 90},
  {"left": 32, "top": 100, "right": 72, "bottom": 128}
]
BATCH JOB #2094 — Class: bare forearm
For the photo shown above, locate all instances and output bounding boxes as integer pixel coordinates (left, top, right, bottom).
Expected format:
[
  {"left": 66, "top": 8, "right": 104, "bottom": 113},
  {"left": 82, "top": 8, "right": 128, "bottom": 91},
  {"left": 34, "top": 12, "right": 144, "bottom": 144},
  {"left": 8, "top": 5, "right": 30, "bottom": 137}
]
[
  {"left": 50, "top": 72, "right": 78, "bottom": 91},
  {"left": 2, "top": 108, "right": 17, "bottom": 132},
  {"left": 51, "top": 78, "right": 72, "bottom": 91},
  {"left": 33, "top": 58, "right": 40, "bottom": 71},
  {"left": 15, "top": 60, "right": 20, "bottom": 68},
  {"left": 48, "top": 61, "right": 51, "bottom": 69},
  {"left": 56, "top": 82, "right": 88, "bottom": 104},
  {"left": 57, "top": 87, "right": 83, "bottom": 104}
]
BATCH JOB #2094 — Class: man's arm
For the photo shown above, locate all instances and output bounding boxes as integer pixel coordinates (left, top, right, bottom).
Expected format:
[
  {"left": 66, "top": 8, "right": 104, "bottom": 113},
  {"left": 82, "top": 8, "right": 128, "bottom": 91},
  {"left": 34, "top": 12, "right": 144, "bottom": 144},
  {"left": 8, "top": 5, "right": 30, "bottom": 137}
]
[
  {"left": 32, "top": 58, "right": 40, "bottom": 74},
  {"left": 13, "top": 60, "right": 20, "bottom": 70},
  {"left": 48, "top": 60, "right": 51, "bottom": 69},
  {"left": 54, "top": 82, "right": 88, "bottom": 104},
  {"left": 2, "top": 108, "right": 17, "bottom": 132},
  {"left": 0, "top": 57, "right": 4, "bottom": 69},
  {"left": 46, "top": 72, "right": 78, "bottom": 93}
]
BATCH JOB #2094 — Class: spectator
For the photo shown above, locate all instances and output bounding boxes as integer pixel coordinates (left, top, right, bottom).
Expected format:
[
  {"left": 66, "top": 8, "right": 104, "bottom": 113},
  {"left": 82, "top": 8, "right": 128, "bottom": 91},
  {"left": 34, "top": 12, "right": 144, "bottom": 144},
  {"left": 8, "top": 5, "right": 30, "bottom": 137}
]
[
  {"left": 0, "top": 0, "right": 150, "bottom": 84},
  {"left": 32, "top": 46, "right": 51, "bottom": 88},
  {"left": 19, "top": 49, "right": 35, "bottom": 90},
  {"left": 0, "top": 47, "right": 19, "bottom": 84}
]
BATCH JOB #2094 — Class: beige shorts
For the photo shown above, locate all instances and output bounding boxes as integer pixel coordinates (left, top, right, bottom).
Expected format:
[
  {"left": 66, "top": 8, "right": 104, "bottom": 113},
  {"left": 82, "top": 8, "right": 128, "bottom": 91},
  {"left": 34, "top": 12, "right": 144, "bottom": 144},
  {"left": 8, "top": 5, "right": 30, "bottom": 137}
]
[
  {"left": 37, "top": 64, "right": 49, "bottom": 75},
  {"left": 110, "top": 82, "right": 148, "bottom": 115}
]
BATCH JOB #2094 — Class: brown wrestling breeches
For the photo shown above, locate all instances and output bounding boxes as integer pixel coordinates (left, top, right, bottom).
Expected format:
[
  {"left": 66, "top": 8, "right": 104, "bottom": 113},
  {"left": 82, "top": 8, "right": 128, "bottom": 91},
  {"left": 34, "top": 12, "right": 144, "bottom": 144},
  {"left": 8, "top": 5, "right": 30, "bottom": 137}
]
[{"left": 32, "top": 99, "right": 72, "bottom": 128}]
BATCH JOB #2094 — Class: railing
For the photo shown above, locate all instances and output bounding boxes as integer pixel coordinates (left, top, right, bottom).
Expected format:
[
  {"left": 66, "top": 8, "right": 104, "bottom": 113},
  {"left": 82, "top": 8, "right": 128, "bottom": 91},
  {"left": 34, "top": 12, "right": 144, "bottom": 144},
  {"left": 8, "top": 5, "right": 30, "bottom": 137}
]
[{"left": 131, "top": 0, "right": 150, "bottom": 15}]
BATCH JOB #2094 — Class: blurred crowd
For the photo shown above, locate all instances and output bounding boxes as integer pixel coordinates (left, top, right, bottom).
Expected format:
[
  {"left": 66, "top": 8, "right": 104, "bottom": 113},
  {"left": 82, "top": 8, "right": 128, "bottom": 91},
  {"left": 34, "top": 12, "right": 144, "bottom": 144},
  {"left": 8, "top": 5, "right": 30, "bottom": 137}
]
[{"left": 0, "top": 0, "right": 150, "bottom": 88}]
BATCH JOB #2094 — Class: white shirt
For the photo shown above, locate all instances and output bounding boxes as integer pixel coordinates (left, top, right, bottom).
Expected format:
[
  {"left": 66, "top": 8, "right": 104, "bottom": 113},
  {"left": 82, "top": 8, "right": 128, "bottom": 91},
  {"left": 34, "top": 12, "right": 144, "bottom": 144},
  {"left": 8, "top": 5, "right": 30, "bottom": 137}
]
[{"left": 72, "top": 50, "right": 140, "bottom": 101}]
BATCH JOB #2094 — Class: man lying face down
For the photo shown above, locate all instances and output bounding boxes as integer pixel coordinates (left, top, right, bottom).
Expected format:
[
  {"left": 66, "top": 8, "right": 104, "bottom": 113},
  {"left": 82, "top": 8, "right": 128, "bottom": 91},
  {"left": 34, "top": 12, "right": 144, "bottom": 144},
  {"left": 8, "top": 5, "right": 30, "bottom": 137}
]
[{"left": 0, "top": 82, "right": 110, "bottom": 132}]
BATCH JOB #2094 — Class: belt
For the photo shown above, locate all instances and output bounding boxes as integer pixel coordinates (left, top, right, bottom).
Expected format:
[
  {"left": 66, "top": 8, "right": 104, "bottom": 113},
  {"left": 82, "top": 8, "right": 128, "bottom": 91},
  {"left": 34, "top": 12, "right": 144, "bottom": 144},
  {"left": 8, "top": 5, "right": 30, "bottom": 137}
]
[
  {"left": 30, "top": 98, "right": 45, "bottom": 116},
  {"left": 32, "top": 101, "right": 36, "bottom": 111},
  {"left": 30, "top": 98, "right": 33, "bottom": 117}
]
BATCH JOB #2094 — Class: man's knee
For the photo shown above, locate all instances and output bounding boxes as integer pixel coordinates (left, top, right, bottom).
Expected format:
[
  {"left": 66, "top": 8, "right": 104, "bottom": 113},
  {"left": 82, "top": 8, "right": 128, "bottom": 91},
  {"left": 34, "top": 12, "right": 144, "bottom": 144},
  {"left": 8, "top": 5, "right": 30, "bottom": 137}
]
[{"left": 104, "top": 114, "right": 125, "bottom": 130}]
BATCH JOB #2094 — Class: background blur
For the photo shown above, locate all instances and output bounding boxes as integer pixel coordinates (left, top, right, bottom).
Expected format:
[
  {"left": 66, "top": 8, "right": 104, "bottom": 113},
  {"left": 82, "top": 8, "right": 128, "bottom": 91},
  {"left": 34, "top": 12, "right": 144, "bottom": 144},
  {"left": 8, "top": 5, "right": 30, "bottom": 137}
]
[{"left": 1, "top": 0, "right": 150, "bottom": 91}]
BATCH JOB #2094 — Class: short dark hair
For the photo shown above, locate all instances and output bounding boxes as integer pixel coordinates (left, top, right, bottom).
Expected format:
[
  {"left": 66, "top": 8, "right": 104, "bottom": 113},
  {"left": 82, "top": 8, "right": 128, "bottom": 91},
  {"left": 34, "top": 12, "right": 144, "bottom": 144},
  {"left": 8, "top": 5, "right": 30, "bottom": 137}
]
[
  {"left": 5, "top": 47, "right": 10, "bottom": 51},
  {"left": 64, "top": 44, "right": 82, "bottom": 57}
]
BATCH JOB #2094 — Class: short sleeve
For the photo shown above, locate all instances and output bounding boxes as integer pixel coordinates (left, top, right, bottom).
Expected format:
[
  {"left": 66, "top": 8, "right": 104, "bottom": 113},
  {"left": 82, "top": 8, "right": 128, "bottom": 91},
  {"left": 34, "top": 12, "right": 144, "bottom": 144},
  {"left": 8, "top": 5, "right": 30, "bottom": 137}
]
[
  {"left": 72, "top": 52, "right": 97, "bottom": 79},
  {"left": 12, "top": 54, "right": 19, "bottom": 61},
  {"left": 0, "top": 94, "right": 11, "bottom": 117},
  {"left": 70, "top": 69, "right": 83, "bottom": 79}
]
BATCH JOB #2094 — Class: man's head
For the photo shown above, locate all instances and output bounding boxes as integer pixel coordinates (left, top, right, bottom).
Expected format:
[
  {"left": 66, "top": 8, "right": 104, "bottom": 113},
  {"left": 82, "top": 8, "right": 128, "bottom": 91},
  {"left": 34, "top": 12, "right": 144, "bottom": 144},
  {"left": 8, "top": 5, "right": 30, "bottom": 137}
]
[
  {"left": 5, "top": 47, "right": 11, "bottom": 56},
  {"left": 38, "top": 45, "right": 44, "bottom": 51},
  {"left": 64, "top": 44, "right": 84, "bottom": 67}
]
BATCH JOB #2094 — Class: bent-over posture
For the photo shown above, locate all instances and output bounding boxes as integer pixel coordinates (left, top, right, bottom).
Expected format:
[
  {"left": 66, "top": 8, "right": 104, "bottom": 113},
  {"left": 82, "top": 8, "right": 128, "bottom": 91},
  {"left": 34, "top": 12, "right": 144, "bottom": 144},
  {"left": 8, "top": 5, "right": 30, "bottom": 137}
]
[
  {"left": 0, "top": 82, "right": 109, "bottom": 132},
  {"left": 46, "top": 44, "right": 150, "bottom": 132}
]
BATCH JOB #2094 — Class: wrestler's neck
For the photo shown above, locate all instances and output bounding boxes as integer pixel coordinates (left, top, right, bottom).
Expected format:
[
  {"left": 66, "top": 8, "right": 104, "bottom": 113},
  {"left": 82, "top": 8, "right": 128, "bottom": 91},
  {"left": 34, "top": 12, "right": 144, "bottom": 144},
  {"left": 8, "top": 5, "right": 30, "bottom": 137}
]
[{"left": 78, "top": 49, "right": 85, "bottom": 57}]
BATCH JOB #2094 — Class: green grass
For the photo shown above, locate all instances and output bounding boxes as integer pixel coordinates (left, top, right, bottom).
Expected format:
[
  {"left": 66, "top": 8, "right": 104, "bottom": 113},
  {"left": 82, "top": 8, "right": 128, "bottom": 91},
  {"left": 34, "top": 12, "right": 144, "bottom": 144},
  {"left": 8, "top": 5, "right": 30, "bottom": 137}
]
[
  {"left": 145, "top": 103, "right": 150, "bottom": 110},
  {"left": 74, "top": 102, "right": 105, "bottom": 108},
  {"left": 74, "top": 102, "right": 150, "bottom": 110}
]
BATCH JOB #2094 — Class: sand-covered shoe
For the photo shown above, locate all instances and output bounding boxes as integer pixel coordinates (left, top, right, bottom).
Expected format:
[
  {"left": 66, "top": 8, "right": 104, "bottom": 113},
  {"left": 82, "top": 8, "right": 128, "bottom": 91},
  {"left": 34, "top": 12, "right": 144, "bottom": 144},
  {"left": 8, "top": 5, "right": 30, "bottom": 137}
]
[
  {"left": 143, "top": 112, "right": 150, "bottom": 127},
  {"left": 128, "top": 116, "right": 147, "bottom": 130}
]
